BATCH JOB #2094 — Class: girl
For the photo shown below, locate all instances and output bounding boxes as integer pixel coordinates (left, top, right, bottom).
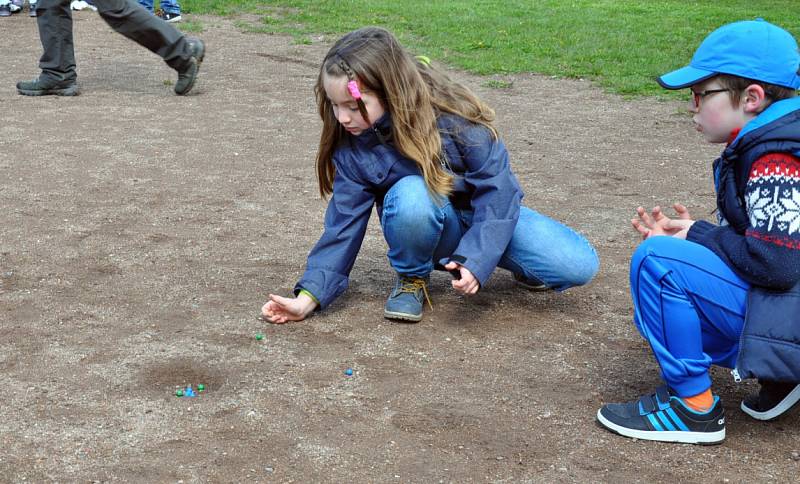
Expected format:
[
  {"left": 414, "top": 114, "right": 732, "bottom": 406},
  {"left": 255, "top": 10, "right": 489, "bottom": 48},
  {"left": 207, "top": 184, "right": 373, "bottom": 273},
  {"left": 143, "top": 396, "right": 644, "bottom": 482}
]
[{"left": 262, "top": 27, "right": 598, "bottom": 324}]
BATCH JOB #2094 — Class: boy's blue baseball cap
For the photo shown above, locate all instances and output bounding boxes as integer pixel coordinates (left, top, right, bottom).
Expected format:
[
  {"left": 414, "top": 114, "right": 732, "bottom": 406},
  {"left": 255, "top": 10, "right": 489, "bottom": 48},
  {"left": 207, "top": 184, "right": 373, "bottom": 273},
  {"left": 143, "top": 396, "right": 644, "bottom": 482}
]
[{"left": 658, "top": 19, "right": 800, "bottom": 90}]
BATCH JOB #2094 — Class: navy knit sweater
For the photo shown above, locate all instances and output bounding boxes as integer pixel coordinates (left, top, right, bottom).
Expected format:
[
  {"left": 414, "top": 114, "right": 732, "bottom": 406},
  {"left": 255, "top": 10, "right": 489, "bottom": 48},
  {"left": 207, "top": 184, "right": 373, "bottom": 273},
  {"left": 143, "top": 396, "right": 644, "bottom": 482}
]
[{"left": 686, "top": 99, "right": 800, "bottom": 290}]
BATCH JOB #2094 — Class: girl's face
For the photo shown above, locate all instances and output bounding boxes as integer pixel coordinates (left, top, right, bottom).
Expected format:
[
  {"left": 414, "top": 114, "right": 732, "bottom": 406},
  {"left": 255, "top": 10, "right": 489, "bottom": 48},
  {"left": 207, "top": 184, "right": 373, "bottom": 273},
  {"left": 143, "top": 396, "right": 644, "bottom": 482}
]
[{"left": 323, "top": 74, "right": 386, "bottom": 136}]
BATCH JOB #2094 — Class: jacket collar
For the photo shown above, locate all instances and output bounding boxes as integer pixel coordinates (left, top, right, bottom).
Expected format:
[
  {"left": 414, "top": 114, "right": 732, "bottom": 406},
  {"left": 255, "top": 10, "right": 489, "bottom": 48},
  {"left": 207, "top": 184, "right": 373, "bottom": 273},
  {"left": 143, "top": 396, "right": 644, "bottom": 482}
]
[
  {"left": 731, "top": 96, "right": 800, "bottom": 145},
  {"left": 353, "top": 112, "right": 393, "bottom": 148}
]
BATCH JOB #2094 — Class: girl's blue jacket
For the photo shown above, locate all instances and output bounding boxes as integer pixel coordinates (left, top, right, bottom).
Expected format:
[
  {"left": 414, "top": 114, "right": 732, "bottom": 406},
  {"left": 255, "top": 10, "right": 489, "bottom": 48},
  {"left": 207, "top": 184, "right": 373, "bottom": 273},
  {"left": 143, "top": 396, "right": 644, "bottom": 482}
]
[{"left": 295, "top": 113, "right": 524, "bottom": 309}]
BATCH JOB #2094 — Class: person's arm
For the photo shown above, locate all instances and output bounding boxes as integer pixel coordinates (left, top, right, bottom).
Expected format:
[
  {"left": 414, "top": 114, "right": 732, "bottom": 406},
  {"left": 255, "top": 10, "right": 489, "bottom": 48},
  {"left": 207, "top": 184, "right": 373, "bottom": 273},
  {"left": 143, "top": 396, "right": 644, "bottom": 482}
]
[
  {"left": 687, "top": 152, "right": 800, "bottom": 289},
  {"left": 294, "top": 160, "right": 376, "bottom": 309},
  {"left": 261, "top": 152, "right": 375, "bottom": 323},
  {"left": 261, "top": 292, "right": 317, "bottom": 324},
  {"left": 444, "top": 123, "right": 523, "bottom": 287}
]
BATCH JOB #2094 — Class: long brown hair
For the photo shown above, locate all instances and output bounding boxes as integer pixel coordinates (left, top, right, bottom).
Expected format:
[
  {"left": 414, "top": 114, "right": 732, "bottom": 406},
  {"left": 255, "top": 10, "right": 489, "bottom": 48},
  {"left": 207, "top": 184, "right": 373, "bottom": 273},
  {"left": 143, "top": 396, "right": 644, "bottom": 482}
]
[{"left": 315, "top": 27, "right": 496, "bottom": 197}]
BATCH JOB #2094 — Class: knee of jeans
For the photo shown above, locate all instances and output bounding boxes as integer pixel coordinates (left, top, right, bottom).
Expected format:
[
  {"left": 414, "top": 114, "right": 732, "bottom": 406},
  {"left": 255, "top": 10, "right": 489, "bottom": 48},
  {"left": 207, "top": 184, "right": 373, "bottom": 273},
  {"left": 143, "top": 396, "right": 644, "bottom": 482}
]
[
  {"left": 564, "top": 246, "right": 600, "bottom": 287},
  {"left": 530, "top": 244, "right": 599, "bottom": 290},
  {"left": 382, "top": 176, "right": 439, "bottom": 227}
]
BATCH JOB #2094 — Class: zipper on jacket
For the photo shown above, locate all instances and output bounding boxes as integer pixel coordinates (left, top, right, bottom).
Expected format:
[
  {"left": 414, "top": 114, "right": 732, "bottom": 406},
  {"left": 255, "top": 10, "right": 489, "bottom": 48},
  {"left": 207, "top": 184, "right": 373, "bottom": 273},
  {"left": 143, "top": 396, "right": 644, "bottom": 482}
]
[{"left": 731, "top": 291, "right": 751, "bottom": 384}]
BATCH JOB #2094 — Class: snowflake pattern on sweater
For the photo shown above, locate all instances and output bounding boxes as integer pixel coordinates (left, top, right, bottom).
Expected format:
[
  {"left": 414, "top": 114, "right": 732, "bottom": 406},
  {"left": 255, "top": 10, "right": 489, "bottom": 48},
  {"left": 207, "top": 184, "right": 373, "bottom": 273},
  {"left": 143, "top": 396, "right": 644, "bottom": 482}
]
[{"left": 745, "top": 152, "right": 800, "bottom": 250}]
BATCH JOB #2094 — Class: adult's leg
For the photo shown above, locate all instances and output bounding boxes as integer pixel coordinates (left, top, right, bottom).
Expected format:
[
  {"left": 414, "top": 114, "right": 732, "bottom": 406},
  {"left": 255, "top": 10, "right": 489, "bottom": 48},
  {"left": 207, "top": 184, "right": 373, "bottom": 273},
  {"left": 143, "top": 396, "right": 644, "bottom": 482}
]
[
  {"left": 92, "top": 0, "right": 191, "bottom": 70},
  {"left": 630, "top": 236, "right": 749, "bottom": 397},
  {"left": 495, "top": 206, "right": 599, "bottom": 290},
  {"left": 36, "top": 0, "right": 76, "bottom": 84}
]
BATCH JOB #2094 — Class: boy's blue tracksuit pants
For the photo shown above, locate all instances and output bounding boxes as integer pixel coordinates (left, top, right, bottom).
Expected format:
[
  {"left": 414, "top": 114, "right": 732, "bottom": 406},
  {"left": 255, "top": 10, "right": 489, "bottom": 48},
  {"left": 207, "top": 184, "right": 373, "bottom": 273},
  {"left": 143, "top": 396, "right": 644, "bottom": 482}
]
[{"left": 630, "top": 236, "right": 750, "bottom": 397}]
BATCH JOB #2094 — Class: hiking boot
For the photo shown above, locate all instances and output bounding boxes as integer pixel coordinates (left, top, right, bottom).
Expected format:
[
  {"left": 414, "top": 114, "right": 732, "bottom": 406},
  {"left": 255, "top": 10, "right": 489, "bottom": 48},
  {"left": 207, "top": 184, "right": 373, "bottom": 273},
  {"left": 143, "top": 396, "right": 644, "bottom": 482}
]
[
  {"left": 513, "top": 272, "right": 550, "bottom": 291},
  {"left": 384, "top": 275, "right": 430, "bottom": 322},
  {"left": 174, "top": 37, "right": 205, "bottom": 95},
  {"left": 16, "top": 78, "right": 79, "bottom": 96},
  {"left": 741, "top": 380, "right": 800, "bottom": 421},
  {"left": 156, "top": 9, "right": 181, "bottom": 22},
  {"left": 597, "top": 385, "right": 726, "bottom": 445}
]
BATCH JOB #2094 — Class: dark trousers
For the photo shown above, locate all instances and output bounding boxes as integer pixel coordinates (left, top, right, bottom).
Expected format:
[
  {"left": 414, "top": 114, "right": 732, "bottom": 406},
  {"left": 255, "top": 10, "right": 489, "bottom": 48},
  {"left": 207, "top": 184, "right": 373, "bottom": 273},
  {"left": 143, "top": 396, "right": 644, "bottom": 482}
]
[{"left": 36, "top": 0, "right": 192, "bottom": 83}]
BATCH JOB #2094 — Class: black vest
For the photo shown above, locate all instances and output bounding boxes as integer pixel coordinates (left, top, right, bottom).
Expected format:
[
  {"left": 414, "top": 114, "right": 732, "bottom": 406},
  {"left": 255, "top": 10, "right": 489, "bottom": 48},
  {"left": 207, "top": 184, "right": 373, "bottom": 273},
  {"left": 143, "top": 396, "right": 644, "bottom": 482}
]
[
  {"left": 714, "top": 107, "right": 800, "bottom": 232},
  {"left": 719, "top": 107, "right": 800, "bottom": 382}
]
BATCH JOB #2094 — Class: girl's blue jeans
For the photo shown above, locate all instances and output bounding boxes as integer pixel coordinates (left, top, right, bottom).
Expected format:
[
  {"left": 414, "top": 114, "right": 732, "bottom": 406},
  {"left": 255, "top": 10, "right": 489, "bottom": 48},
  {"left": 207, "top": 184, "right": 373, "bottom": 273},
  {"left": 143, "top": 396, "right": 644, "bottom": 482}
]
[
  {"left": 137, "top": 0, "right": 178, "bottom": 14},
  {"left": 630, "top": 236, "right": 750, "bottom": 397},
  {"left": 379, "top": 175, "right": 599, "bottom": 291}
]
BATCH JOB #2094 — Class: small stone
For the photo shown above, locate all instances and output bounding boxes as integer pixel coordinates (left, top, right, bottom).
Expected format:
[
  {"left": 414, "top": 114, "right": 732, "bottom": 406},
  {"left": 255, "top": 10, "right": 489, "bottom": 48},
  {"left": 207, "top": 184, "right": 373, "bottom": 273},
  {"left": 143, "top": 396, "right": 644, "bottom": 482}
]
[
  {"left": 265, "top": 467, "right": 274, "bottom": 473},
  {"left": 791, "top": 451, "right": 800, "bottom": 461}
]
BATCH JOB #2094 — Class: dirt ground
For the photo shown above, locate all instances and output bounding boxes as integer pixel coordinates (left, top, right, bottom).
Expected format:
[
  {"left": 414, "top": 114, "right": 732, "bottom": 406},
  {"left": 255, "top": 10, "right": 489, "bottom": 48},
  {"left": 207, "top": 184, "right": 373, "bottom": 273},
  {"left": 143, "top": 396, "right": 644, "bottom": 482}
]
[{"left": 1, "top": 11, "right": 798, "bottom": 483}]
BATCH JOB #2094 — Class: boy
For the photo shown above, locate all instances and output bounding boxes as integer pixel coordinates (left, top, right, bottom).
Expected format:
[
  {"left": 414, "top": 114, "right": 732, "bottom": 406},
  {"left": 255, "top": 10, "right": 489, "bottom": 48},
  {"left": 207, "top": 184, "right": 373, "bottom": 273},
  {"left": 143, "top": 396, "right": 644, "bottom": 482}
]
[{"left": 597, "top": 19, "right": 800, "bottom": 444}]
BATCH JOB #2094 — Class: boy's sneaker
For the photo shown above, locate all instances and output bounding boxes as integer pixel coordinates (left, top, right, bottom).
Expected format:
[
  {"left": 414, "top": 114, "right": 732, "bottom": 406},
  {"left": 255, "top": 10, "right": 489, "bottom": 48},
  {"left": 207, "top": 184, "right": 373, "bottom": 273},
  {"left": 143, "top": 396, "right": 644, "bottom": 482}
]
[
  {"left": 16, "top": 78, "right": 79, "bottom": 96},
  {"left": 597, "top": 385, "right": 726, "bottom": 445},
  {"left": 29, "top": 1, "right": 36, "bottom": 16},
  {"left": 9, "top": 0, "right": 22, "bottom": 12},
  {"left": 156, "top": 9, "right": 181, "bottom": 22},
  {"left": 174, "top": 37, "right": 205, "bottom": 95},
  {"left": 741, "top": 380, "right": 800, "bottom": 421},
  {"left": 0, "top": 4, "right": 11, "bottom": 16},
  {"left": 513, "top": 272, "right": 550, "bottom": 291},
  {"left": 384, "top": 275, "right": 430, "bottom": 322}
]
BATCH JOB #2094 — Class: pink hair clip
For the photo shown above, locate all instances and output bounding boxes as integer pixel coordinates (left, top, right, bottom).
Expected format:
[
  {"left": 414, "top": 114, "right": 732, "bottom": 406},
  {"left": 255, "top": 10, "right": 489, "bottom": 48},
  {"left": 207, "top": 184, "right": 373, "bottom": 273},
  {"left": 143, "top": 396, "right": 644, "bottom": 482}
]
[{"left": 347, "top": 80, "right": 362, "bottom": 100}]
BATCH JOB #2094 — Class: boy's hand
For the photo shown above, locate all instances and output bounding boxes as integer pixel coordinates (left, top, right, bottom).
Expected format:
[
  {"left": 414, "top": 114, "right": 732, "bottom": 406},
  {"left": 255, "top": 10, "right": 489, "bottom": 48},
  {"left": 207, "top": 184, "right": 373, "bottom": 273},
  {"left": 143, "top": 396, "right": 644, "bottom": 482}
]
[
  {"left": 261, "top": 293, "right": 317, "bottom": 324},
  {"left": 444, "top": 261, "right": 480, "bottom": 295},
  {"left": 672, "top": 203, "right": 692, "bottom": 221},
  {"left": 632, "top": 204, "right": 695, "bottom": 240}
]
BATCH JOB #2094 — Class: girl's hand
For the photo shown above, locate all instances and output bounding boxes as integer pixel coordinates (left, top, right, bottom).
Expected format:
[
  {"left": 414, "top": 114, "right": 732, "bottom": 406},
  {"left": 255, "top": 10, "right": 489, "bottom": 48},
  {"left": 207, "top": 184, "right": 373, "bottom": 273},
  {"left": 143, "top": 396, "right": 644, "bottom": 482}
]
[
  {"left": 632, "top": 204, "right": 695, "bottom": 240},
  {"left": 445, "top": 261, "right": 480, "bottom": 295},
  {"left": 261, "top": 293, "right": 317, "bottom": 324}
]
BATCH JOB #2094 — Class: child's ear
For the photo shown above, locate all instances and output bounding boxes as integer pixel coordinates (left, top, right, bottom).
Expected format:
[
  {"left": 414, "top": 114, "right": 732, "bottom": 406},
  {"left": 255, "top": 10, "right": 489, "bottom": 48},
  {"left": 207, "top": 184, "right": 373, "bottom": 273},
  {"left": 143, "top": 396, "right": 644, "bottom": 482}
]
[{"left": 743, "top": 84, "right": 767, "bottom": 113}]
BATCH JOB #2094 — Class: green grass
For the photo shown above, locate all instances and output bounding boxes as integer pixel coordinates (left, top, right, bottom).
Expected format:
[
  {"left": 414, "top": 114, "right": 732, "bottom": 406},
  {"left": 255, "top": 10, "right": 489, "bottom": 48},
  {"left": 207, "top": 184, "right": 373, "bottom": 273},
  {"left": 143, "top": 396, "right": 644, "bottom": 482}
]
[
  {"left": 178, "top": 19, "right": 206, "bottom": 33},
  {"left": 179, "top": 0, "right": 800, "bottom": 97},
  {"left": 482, "top": 79, "right": 514, "bottom": 89}
]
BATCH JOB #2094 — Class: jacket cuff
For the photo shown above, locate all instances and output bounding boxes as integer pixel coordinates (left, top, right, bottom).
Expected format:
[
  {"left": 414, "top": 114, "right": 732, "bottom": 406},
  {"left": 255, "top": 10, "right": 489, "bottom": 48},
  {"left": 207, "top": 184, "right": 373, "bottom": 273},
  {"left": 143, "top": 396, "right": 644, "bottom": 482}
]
[
  {"left": 686, "top": 220, "right": 716, "bottom": 244},
  {"left": 294, "top": 269, "right": 348, "bottom": 310},
  {"left": 296, "top": 289, "right": 320, "bottom": 305}
]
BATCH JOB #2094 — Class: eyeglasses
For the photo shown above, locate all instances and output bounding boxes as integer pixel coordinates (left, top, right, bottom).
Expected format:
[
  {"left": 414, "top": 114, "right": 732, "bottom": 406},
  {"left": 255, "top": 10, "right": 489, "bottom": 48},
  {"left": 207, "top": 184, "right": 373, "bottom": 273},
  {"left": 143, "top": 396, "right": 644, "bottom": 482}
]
[{"left": 691, "top": 88, "right": 730, "bottom": 109}]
